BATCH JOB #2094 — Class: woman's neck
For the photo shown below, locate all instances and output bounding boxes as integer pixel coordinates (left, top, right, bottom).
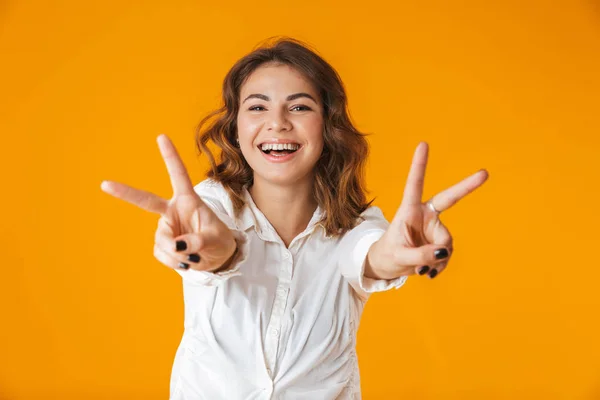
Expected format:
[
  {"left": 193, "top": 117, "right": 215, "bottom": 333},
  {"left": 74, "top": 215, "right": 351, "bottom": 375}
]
[{"left": 249, "top": 176, "right": 318, "bottom": 247}]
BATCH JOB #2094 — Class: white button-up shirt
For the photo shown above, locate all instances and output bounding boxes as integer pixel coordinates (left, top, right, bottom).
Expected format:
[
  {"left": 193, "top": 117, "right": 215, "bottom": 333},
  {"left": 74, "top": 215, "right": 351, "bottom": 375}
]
[{"left": 170, "top": 179, "right": 407, "bottom": 399}]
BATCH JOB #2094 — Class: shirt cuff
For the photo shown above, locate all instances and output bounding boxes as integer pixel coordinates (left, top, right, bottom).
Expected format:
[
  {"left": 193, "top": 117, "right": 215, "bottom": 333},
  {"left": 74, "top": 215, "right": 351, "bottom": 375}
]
[{"left": 353, "top": 231, "right": 408, "bottom": 294}]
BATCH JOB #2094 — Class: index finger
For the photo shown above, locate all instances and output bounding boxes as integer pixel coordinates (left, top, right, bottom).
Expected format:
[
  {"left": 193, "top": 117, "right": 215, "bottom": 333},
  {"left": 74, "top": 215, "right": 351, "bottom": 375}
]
[
  {"left": 157, "top": 134, "right": 195, "bottom": 196},
  {"left": 429, "top": 169, "right": 489, "bottom": 212},
  {"left": 401, "top": 142, "right": 429, "bottom": 206}
]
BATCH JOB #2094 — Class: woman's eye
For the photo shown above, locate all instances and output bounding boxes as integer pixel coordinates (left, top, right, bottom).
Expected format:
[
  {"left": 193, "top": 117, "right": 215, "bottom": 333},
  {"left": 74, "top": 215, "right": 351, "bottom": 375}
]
[
  {"left": 291, "top": 105, "right": 311, "bottom": 111},
  {"left": 248, "top": 105, "right": 311, "bottom": 112}
]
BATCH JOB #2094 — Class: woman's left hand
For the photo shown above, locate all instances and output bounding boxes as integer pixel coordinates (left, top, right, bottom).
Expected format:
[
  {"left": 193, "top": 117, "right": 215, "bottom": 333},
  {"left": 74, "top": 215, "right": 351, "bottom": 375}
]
[{"left": 366, "top": 142, "right": 489, "bottom": 279}]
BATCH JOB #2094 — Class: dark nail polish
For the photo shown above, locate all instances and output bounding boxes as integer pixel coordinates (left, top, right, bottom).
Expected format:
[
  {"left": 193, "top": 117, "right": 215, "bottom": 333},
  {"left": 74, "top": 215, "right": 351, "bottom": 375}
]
[
  {"left": 428, "top": 269, "right": 438, "bottom": 279},
  {"left": 434, "top": 248, "right": 448, "bottom": 259},
  {"left": 418, "top": 266, "right": 430, "bottom": 275},
  {"left": 187, "top": 253, "right": 200, "bottom": 263},
  {"left": 176, "top": 240, "right": 187, "bottom": 251},
  {"left": 178, "top": 262, "right": 189, "bottom": 269}
]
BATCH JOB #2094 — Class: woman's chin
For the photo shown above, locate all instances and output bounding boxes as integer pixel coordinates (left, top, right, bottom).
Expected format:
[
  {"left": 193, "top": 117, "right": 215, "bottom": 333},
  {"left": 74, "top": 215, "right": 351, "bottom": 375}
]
[{"left": 253, "top": 170, "right": 313, "bottom": 188}]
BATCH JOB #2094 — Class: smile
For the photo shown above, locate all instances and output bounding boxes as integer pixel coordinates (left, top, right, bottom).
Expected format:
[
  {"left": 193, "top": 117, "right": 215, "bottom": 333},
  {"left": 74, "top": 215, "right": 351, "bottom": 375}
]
[{"left": 257, "top": 144, "right": 302, "bottom": 163}]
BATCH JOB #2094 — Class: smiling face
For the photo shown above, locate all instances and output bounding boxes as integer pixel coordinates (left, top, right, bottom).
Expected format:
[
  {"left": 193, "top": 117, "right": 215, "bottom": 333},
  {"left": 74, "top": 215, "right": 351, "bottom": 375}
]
[{"left": 236, "top": 63, "right": 324, "bottom": 188}]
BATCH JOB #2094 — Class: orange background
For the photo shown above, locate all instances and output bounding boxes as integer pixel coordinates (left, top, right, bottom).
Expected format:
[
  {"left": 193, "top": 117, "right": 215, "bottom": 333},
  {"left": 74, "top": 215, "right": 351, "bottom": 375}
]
[{"left": 1, "top": 1, "right": 599, "bottom": 399}]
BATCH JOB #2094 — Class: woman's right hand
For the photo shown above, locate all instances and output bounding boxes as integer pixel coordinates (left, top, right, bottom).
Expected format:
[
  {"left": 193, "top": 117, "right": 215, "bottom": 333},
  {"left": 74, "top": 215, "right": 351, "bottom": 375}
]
[{"left": 100, "top": 134, "right": 237, "bottom": 272}]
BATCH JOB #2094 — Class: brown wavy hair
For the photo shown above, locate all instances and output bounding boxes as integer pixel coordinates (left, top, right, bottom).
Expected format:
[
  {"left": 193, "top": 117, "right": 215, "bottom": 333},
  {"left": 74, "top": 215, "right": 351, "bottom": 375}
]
[{"left": 195, "top": 36, "right": 374, "bottom": 237}]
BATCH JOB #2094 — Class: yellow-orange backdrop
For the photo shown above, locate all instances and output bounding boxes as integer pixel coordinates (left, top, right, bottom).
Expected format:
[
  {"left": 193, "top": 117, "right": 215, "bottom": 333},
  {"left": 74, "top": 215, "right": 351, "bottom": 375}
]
[{"left": 1, "top": 1, "right": 599, "bottom": 399}]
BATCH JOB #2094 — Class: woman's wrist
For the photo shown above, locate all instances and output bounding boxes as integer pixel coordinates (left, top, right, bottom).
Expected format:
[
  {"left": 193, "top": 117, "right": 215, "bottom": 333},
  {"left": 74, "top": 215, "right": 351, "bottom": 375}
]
[{"left": 210, "top": 245, "right": 239, "bottom": 274}]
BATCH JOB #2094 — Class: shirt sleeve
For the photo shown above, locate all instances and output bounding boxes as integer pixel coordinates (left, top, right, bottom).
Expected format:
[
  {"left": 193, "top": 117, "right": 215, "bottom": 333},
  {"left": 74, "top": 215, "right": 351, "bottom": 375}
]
[
  {"left": 172, "top": 179, "right": 249, "bottom": 287},
  {"left": 338, "top": 206, "right": 408, "bottom": 301}
]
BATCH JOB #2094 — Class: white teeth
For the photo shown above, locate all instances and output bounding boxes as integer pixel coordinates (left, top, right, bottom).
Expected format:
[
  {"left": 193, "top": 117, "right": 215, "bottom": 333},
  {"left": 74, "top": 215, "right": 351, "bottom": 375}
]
[{"left": 260, "top": 143, "right": 300, "bottom": 151}]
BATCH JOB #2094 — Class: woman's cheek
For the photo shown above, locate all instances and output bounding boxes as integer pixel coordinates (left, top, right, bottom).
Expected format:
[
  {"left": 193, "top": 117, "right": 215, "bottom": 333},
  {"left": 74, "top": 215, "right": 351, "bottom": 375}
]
[{"left": 238, "top": 116, "right": 261, "bottom": 140}]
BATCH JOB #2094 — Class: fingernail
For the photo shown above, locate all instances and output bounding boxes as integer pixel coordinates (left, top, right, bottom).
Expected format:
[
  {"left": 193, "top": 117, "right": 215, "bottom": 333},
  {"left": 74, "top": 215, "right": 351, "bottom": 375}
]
[
  {"left": 178, "top": 262, "right": 189, "bottom": 269},
  {"left": 187, "top": 253, "right": 200, "bottom": 263},
  {"left": 176, "top": 241, "right": 187, "bottom": 251},
  {"left": 418, "top": 266, "right": 430, "bottom": 275},
  {"left": 434, "top": 248, "right": 448, "bottom": 259},
  {"left": 428, "top": 269, "right": 438, "bottom": 279}
]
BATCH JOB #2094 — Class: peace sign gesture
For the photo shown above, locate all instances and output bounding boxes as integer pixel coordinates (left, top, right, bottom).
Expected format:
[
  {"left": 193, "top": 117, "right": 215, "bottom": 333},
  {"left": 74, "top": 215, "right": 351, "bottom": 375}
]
[
  {"left": 366, "top": 142, "right": 489, "bottom": 279},
  {"left": 100, "top": 134, "right": 237, "bottom": 272}
]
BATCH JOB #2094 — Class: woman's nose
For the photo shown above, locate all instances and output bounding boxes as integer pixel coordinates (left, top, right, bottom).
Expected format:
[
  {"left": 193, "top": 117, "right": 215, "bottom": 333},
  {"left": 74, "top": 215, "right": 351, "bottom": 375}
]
[{"left": 267, "top": 109, "right": 292, "bottom": 131}]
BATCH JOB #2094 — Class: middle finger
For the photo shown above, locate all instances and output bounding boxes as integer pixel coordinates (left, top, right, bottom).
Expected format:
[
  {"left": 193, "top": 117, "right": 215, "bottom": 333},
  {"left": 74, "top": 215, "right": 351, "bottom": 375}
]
[{"left": 101, "top": 180, "right": 168, "bottom": 214}]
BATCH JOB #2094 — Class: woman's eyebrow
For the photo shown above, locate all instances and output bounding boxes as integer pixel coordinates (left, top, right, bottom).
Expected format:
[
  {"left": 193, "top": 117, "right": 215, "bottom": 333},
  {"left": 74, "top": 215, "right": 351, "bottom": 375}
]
[{"left": 242, "top": 93, "right": 317, "bottom": 104}]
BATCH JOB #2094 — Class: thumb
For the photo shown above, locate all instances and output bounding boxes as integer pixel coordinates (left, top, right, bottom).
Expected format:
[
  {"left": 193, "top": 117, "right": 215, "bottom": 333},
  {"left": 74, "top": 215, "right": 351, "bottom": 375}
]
[{"left": 394, "top": 244, "right": 450, "bottom": 267}]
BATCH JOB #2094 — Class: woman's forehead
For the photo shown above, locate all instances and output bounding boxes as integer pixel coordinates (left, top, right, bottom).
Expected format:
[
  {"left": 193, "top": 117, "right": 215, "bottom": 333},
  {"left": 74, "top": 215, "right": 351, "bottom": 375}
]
[{"left": 240, "top": 64, "right": 319, "bottom": 100}]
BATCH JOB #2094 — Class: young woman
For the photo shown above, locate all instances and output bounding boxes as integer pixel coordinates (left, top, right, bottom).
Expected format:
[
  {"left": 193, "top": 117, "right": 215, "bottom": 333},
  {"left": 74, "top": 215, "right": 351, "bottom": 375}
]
[{"left": 101, "top": 38, "right": 488, "bottom": 399}]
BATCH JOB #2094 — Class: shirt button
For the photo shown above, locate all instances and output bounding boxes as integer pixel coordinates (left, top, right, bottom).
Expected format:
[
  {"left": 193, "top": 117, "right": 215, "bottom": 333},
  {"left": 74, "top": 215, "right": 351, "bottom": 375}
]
[
  {"left": 282, "top": 251, "right": 290, "bottom": 259},
  {"left": 271, "top": 328, "right": 279, "bottom": 337}
]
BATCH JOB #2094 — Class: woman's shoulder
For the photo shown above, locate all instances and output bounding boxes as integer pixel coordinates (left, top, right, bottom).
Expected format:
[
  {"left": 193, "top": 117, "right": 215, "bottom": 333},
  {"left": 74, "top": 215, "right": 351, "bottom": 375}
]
[
  {"left": 193, "top": 178, "right": 233, "bottom": 213},
  {"left": 193, "top": 177, "right": 224, "bottom": 194},
  {"left": 352, "top": 205, "right": 389, "bottom": 231},
  {"left": 360, "top": 205, "right": 385, "bottom": 219}
]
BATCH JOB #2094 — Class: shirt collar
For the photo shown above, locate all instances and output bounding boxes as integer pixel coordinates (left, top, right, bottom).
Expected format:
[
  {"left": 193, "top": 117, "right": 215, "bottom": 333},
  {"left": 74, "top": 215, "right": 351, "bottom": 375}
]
[{"left": 236, "top": 185, "right": 327, "bottom": 240}]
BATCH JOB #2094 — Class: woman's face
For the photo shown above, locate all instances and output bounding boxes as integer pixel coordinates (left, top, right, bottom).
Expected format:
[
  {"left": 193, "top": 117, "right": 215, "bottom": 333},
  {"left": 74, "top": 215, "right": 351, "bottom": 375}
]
[{"left": 236, "top": 63, "right": 324, "bottom": 188}]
